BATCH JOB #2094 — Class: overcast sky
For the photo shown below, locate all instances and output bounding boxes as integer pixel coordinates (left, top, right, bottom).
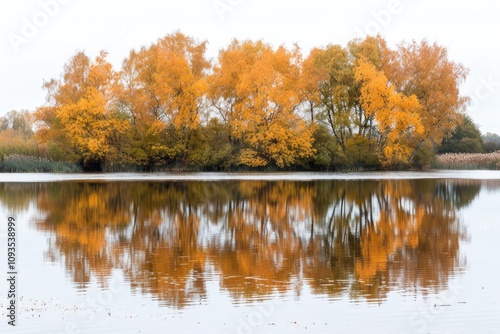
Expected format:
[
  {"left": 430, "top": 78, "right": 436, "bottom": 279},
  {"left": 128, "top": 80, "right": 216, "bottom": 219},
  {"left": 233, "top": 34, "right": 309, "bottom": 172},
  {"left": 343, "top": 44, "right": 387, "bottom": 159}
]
[{"left": 1, "top": 0, "right": 499, "bottom": 133}]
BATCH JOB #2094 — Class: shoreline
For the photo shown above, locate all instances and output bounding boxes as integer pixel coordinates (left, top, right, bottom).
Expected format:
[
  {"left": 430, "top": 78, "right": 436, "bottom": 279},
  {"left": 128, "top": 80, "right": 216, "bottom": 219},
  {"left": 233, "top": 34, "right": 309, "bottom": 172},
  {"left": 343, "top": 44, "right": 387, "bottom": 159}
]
[{"left": 1, "top": 170, "right": 500, "bottom": 183}]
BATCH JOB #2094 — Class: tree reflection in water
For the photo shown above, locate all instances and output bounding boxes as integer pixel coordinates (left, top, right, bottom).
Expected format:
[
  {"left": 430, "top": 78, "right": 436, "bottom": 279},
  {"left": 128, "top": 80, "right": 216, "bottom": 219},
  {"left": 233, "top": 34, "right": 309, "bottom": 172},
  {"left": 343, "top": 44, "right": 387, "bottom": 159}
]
[{"left": 0, "top": 178, "right": 495, "bottom": 308}]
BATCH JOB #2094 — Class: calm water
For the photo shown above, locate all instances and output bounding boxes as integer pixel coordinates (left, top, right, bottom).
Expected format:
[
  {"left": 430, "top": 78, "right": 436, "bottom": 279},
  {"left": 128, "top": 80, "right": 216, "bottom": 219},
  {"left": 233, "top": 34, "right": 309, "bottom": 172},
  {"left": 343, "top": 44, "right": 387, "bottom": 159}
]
[{"left": 1, "top": 172, "right": 500, "bottom": 333}]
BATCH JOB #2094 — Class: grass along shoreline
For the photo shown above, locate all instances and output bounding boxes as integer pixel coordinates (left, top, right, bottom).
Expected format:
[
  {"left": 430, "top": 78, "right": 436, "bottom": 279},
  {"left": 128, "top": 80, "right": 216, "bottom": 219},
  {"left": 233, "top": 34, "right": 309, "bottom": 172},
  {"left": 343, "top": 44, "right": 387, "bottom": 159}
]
[
  {"left": 434, "top": 152, "right": 500, "bottom": 170},
  {"left": 1, "top": 152, "right": 500, "bottom": 172},
  {"left": 0, "top": 154, "right": 81, "bottom": 173}
]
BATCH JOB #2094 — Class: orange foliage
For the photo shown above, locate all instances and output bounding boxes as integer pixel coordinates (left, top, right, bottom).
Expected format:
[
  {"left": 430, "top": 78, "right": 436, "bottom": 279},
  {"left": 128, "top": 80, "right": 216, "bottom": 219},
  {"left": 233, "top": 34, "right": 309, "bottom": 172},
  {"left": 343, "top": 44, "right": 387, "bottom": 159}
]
[
  {"left": 35, "top": 51, "right": 129, "bottom": 167},
  {"left": 355, "top": 57, "right": 423, "bottom": 165},
  {"left": 31, "top": 34, "right": 469, "bottom": 170},
  {"left": 382, "top": 40, "right": 469, "bottom": 147},
  {"left": 209, "top": 40, "right": 315, "bottom": 168}
]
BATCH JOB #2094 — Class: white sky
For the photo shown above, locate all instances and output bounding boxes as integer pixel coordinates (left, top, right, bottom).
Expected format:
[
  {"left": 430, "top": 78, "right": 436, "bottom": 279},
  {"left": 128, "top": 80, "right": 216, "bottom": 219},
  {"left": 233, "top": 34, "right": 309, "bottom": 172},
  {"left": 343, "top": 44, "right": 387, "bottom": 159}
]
[{"left": 0, "top": 0, "right": 499, "bottom": 134}]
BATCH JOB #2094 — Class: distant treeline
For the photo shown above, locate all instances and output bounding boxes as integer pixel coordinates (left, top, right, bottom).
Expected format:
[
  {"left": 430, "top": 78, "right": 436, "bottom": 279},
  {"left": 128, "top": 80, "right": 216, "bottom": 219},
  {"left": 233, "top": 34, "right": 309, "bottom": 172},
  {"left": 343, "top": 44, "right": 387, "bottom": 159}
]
[{"left": 1, "top": 32, "right": 498, "bottom": 172}]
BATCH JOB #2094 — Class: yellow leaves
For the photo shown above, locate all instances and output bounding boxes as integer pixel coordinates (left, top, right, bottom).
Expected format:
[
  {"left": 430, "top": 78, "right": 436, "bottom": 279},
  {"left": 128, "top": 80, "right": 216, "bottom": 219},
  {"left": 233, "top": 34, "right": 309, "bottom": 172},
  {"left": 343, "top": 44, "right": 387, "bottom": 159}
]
[
  {"left": 88, "top": 50, "right": 116, "bottom": 95},
  {"left": 383, "top": 143, "right": 412, "bottom": 164},
  {"left": 116, "top": 32, "right": 210, "bottom": 165},
  {"left": 238, "top": 120, "right": 315, "bottom": 168},
  {"left": 147, "top": 119, "right": 167, "bottom": 137},
  {"left": 142, "top": 32, "right": 209, "bottom": 132},
  {"left": 35, "top": 50, "right": 132, "bottom": 168},
  {"left": 355, "top": 57, "right": 389, "bottom": 116},
  {"left": 238, "top": 148, "right": 268, "bottom": 167},
  {"left": 355, "top": 56, "right": 423, "bottom": 165},
  {"left": 58, "top": 88, "right": 105, "bottom": 156},
  {"left": 211, "top": 40, "right": 315, "bottom": 168},
  {"left": 57, "top": 86, "right": 130, "bottom": 163}
]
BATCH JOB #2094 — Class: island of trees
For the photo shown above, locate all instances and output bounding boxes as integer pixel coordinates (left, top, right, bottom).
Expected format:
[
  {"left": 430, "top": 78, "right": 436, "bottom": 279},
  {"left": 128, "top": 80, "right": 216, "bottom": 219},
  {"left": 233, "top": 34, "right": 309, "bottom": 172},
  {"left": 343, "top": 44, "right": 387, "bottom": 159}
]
[{"left": 1, "top": 32, "right": 498, "bottom": 172}]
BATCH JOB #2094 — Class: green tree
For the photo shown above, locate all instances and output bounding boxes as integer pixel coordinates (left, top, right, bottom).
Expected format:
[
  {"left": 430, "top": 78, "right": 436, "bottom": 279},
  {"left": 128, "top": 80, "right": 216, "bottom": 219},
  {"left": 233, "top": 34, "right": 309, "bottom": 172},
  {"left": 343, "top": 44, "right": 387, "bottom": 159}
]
[
  {"left": 483, "top": 132, "right": 500, "bottom": 152},
  {"left": 437, "top": 115, "right": 485, "bottom": 153},
  {"left": 187, "top": 118, "right": 236, "bottom": 170}
]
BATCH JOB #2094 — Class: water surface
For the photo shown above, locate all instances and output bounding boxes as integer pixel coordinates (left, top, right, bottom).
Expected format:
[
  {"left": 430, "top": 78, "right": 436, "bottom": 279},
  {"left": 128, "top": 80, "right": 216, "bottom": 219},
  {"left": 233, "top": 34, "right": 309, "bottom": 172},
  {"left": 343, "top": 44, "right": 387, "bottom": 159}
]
[{"left": 0, "top": 172, "right": 499, "bottom": 333}]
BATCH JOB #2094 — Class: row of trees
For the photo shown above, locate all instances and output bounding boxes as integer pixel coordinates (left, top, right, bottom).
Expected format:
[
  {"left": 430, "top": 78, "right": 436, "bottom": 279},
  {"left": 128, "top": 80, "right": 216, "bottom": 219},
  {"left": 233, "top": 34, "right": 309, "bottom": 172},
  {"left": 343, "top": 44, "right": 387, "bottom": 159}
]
[{"left": 32, "top": 32, "right": 470, "bottom": 171}]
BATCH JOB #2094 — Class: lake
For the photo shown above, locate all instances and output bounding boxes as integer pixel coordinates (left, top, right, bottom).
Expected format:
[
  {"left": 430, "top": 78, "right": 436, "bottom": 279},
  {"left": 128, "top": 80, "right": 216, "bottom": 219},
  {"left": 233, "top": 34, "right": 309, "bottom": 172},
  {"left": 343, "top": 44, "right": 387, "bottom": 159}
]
[{"left": 1, "top": 171, "right": 500, "bottom": 333}]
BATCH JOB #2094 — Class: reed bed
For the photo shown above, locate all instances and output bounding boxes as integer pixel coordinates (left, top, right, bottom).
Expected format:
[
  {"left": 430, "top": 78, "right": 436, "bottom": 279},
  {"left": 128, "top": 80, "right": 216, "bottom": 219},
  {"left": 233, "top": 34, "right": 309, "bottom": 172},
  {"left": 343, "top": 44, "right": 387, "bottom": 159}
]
[
  {"left": 0, "top": 136, "right": 39, "bottom": 158},
  {"left": 434, "top": 151, "right": 500, "bottom": 170}
]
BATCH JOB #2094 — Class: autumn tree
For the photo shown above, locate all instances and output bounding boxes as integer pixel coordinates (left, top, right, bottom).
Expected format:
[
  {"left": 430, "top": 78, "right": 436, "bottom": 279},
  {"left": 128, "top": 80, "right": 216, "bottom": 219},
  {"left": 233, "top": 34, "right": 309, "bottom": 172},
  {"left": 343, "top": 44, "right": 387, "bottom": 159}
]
[
  {"left": 301, "top": 44, "right": 354, "bottom": 154},
  {"left": 35, "top": 51, "right": 130, "bottom": 170},
  {"left": 209, "top": 40, "right": 315, "bottom": 168},
  {"left": 119, "top": 32, "right": 209, "bottom": 166},
  {"left": 381, "top": 40, "right": 469, "bottom": 161},
  {"left": 302, "top": 36, "right": 468, "bottom": 168},
  {"left": 355, "top": 57, "right": 423, "bottom": 166},
  {"left": 301, "top": 37, "right": 388, "bottom": 167}
]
